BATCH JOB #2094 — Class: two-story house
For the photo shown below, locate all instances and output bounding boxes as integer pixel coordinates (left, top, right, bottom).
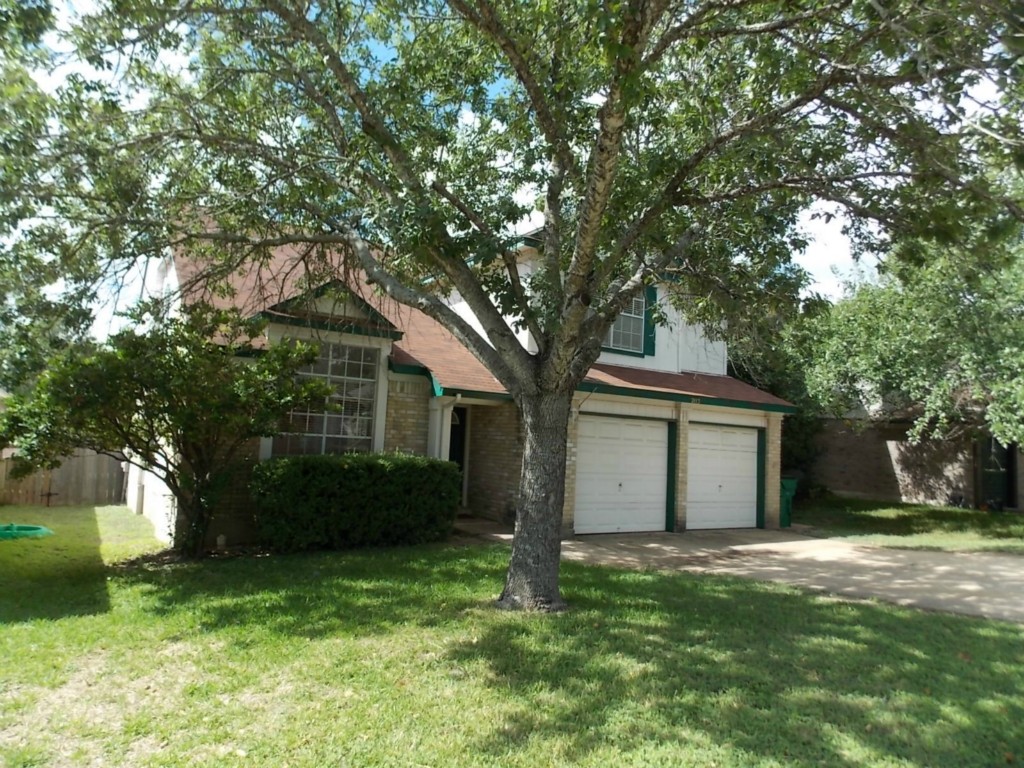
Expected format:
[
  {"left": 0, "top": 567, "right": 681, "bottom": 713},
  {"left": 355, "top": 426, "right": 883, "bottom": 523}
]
[{"left": 127, "top": 242, "right": 794, "bottom": 545}]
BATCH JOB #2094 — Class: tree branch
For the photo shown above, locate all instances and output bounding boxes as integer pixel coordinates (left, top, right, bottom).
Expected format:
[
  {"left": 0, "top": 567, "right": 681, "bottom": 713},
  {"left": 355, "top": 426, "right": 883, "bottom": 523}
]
[{"left": 446, "top": 0, "right": 583, "bottom": 185}]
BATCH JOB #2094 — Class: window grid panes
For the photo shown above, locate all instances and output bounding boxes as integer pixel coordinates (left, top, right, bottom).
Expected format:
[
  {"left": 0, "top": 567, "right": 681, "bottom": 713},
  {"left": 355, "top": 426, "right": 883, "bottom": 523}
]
[
  {"left": 604, "top": 295, "right": 645, "bottom": 353},
  {"left": 272, "top": 342, "right": 377, "bottom": 456}
]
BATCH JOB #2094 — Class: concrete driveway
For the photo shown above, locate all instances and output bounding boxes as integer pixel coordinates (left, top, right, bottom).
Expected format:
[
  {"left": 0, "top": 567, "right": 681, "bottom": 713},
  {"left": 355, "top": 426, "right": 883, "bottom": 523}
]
[
  {"left": 561, "top": 530, "right": 1024, "bottom": 624},
  {"left": 455, "top": 520, "right": 1024, "bottom": 623}
]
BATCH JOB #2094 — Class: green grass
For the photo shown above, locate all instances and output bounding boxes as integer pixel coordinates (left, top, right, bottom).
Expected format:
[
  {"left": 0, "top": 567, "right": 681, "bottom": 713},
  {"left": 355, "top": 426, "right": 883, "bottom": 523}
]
[
  {"left": 2, "top": 506, "right": 1024, "bottom": 767},
  {"left": 793, "top": 496, "right": 1024, "bottom": 553}
]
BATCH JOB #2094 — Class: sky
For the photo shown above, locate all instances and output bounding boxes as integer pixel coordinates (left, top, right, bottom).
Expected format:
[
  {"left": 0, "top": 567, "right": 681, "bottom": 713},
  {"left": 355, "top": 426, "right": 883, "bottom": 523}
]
[{"left": 794, "top": 206, "right": 875, "bottom": 300}]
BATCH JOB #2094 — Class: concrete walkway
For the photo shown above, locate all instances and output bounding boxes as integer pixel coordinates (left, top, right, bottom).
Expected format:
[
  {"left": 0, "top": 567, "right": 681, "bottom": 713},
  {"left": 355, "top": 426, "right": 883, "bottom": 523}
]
[{"left": 455, "top": 519, "right": 1024, "bottom": 624}]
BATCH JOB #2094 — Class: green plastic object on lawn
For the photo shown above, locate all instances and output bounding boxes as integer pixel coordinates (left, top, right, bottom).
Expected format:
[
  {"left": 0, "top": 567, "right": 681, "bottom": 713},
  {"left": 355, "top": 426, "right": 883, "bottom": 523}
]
[
  {"left": 0, "top": 524, "right": 54, "bottom": 540},
  {"left": 780, "top": 478, "right": 798, "bottom": 528}
]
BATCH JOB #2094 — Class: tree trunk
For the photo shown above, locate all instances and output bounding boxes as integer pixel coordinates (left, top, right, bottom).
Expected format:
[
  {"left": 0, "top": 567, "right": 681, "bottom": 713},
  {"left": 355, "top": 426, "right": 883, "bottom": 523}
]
[
  {"left": 497, "top": 390, "right": 573, "bottom": 611},
  {"left": 175, "top": 493, "right": 211, "bottom": 559}
]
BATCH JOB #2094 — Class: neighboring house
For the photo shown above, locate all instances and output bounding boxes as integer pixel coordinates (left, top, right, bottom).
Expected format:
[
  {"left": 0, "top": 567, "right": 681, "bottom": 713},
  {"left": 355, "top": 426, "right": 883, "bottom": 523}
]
[
  {"left": 127, "top": 244, "right": 795, "bottom": 545},
  {"left": 813, "top": 417, "right": 1022, "bottom": 510}
]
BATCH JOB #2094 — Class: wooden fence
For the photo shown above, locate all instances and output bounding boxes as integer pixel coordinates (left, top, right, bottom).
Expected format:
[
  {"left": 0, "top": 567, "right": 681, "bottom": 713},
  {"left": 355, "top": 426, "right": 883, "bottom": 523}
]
[{"left": 0, "top": 449, "right": 125, "bottom": 506}]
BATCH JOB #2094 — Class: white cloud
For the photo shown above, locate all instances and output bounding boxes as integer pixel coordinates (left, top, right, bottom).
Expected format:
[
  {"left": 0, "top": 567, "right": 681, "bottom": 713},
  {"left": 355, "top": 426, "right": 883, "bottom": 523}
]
[{"left": 795, "top": 203, "right": 878, "bottom": 300}]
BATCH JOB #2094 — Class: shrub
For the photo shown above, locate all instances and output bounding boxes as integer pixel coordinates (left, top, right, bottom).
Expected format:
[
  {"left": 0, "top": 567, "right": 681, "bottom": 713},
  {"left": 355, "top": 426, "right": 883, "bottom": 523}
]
[{"left": 250, "top": 453, "right": 461, "bottom": 552}]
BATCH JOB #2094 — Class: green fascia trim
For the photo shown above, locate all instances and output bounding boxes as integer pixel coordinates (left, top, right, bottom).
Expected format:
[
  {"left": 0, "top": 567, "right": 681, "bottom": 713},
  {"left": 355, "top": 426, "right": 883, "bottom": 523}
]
[
  {"left": 512, "top": 233, "right": 544, "bottom": 250},
  {"left": 267, "top": 280, "right": 401, "bottom": 337},
  {"left": 575, "top": 381, "right": 797, "bottom": 413},
  {"left": 643, "top": 285, "right": 657, "bottom": 356},
  {"left": 600, "top": 344, "right": 646, "bottom": 358},
  {"left": 756, "top": 428, "right": 767, "bottom": 529},
  {"left": 436, "top": 387, "right": 512, "bottom": 402},
  {"left": 389, "top": 360, "right": 431, "bottom": 377},
  {"left": 387, "top": 359, "right": 444, "bottom": 396},
  {"left": 261, "top": 311, "right": 403, "bottom": 340},
  {"left": 666, "top": 421, "right": 678, "bottom": 533},
  {"left": 387, "top": 358, "right": 509, "bottom": 401},
  {"left": 389, "top": 358, "right": 795, "bottom": 415}
]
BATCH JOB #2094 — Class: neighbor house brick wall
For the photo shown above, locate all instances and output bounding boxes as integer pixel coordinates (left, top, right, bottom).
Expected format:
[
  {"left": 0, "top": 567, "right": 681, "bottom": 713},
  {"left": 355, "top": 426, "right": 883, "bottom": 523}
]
[
  {"left": 383, "top": 377, "right": 431, "bottom": 455},
  {"left": 467, "top": 402, "right": 521, "bottom": 522},
  {"left": 812, "top": 419, "right": 975, "bottom": 506}
]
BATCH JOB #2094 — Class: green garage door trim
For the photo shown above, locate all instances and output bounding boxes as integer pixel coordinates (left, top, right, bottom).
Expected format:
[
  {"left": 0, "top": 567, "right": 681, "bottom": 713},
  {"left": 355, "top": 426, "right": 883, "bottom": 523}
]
[
  {"left": 686, "top": 421, "right": 762, "bottom": 530},
  {"left": 667, "top": 421, "right": 678, "bottom": 532},
  {"left": 756, "top": 427, "right": 766, "bottom": 529},
  {"left": 574, "top": 412, "right": 677, "bottom": 534}
]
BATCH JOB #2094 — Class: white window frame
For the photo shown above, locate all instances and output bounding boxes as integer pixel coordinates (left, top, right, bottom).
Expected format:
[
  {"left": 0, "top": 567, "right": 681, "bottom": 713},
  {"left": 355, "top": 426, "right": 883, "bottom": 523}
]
[
  {"left": 259, "top": 327, "right": 390, "bottom": 459},
  {"left": 604, "top": 294, "right": 646, "bottom": 354}
]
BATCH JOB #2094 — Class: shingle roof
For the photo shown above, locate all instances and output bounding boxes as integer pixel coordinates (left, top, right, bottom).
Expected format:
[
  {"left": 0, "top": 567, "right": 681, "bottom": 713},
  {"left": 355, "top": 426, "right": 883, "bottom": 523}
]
[
  {"left": 372, "top": 299, "right": 508, "bottom": 396},
  {"left": 174, "top": 249, "right": 793, "bottom": 411},
  {"left": 582, "top": 363, "right": 794, "bottom": 411}
]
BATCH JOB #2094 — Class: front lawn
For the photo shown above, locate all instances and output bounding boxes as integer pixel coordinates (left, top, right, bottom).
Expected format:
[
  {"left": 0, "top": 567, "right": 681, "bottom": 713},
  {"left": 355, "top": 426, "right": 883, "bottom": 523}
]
[
  {"left": 2, "top": 506, "right": 1023, "bottom": 767},
  {"left": 793, "top": 496, "right": 1024, "bottom": 553}
]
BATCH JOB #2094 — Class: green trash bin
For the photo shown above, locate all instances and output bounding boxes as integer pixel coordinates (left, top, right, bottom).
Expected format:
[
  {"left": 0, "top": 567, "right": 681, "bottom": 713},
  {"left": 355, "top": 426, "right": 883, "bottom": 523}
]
[{"left": 779, "top": 478, "right": 798, "bottom": 528}]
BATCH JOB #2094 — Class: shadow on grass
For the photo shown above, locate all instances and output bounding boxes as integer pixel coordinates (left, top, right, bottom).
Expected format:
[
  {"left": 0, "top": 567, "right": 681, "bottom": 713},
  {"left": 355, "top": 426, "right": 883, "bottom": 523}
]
[
  {"left": 111, "top": 540, "right": 1024, "bottom": 766},
  {"left": 448, "top": 563, "right": 1024, "bottom": 767},
  {"left": 0, "top": 506, "right": 111, "bottom": 622},
  {"left": 794, "top": 497, "right": 1024, "bottom": 544},
  {"left": 113, "top": 543, "right": 510, "bottom": 639}
]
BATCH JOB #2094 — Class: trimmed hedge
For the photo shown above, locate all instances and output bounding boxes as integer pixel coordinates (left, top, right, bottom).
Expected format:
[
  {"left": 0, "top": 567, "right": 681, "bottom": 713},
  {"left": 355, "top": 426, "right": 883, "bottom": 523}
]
[{"left": 250, "top": 453, "right": 461, "bottom": 553}]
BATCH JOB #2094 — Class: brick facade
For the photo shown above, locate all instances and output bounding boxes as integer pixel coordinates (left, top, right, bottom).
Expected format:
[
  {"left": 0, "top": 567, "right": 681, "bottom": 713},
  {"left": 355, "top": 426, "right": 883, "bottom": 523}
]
[
  {"left": 673, "top": 406, "right": 690, "bottom": 531},
  {"left": 191, "top": 438, "right": 263, "bottom": 548},
  {"left": 216, "top": 375, "right": 434, "bottom": 547},
  {"left": 560, "top": 409, "right": 580, "bottom": 534},
  {"left": 466, "top": 402, "right": 522, "bottom": 522},
  {"left": 764, "top": 413, "right": 783, "bottom": 528},
  {"left": 383, "top": 377, "right": 431, "bottom": 454}
]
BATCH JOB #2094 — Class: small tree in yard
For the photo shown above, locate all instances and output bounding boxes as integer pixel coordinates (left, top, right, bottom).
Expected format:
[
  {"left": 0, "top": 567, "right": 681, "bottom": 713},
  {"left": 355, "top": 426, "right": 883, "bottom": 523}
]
[
  {"left": 2, "top": 0, "right": 1022, "bottom": 606},
  {"left": 0, "top": 304, "right": 330, "bottom": 558}
]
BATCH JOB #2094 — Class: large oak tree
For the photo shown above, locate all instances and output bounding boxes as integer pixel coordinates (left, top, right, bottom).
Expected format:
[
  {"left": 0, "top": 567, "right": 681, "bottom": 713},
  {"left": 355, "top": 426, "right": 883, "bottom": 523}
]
[{"left": 2, "top": 0, "right": 1022, "bottom": 608}]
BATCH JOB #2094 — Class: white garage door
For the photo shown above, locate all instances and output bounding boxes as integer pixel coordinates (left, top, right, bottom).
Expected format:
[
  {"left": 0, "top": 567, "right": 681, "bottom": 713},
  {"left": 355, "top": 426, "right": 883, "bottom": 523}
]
[
  {"left": 686, "top": 424, "right": 758, "bottom": 529},
  {"left": 574, "top": 416, "right": 668, "bottom": 534}
]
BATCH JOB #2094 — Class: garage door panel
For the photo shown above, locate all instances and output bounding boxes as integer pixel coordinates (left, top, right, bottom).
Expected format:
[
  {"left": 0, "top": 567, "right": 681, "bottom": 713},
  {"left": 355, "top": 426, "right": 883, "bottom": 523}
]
[
  {"left": 687, "top": 424, "right": 758, "bottom": 530},
  {"left": 575, "top": 416, "right": 668, "bottom": 534}
]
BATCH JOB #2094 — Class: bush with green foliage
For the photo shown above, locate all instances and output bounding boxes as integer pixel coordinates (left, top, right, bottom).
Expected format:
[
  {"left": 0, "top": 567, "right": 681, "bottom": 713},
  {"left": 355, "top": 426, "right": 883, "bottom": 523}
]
[
  {"left": 0, "top": 303, "right": 331, "bottom": 558},
  {"left": 250, "top": 453, "right": 461, "bottom": 552}
]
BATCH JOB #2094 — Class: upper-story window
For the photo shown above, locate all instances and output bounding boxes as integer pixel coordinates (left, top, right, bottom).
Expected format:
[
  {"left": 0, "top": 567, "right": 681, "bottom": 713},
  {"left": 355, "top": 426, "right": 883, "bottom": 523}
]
[
  {"left": 272, "top": 341, "right": 377, "bottom": 456},
  {"left": 604, "top": 294, "right": 647, "bottom": 354}
]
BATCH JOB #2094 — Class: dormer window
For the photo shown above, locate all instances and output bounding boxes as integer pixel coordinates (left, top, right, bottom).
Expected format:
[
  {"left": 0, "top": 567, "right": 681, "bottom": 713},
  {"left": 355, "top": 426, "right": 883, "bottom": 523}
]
[
  {"left": 605, "top": 295, "right": 646, "bottom": 353},
  {"left": 603, "top": 287, "right": 656, "bottom": 357}
]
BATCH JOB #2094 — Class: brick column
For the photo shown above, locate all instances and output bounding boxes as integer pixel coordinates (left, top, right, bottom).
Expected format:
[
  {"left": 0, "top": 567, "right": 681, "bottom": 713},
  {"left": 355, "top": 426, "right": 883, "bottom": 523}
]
[
  {"left": 674, "top": 405, "right": 689, "bottom": 531},
  {"left": 764, "top": 413, "right": 783, "bottom": 528},
  {"left": 561, "top": 401, "right": 580, "bottom": 535}
]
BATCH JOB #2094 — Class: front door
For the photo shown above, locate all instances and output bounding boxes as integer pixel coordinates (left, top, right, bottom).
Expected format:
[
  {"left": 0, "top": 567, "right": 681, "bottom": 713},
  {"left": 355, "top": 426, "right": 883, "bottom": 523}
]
[{"left": 449, "top": 406, "right": 468, "bottom": 474}]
